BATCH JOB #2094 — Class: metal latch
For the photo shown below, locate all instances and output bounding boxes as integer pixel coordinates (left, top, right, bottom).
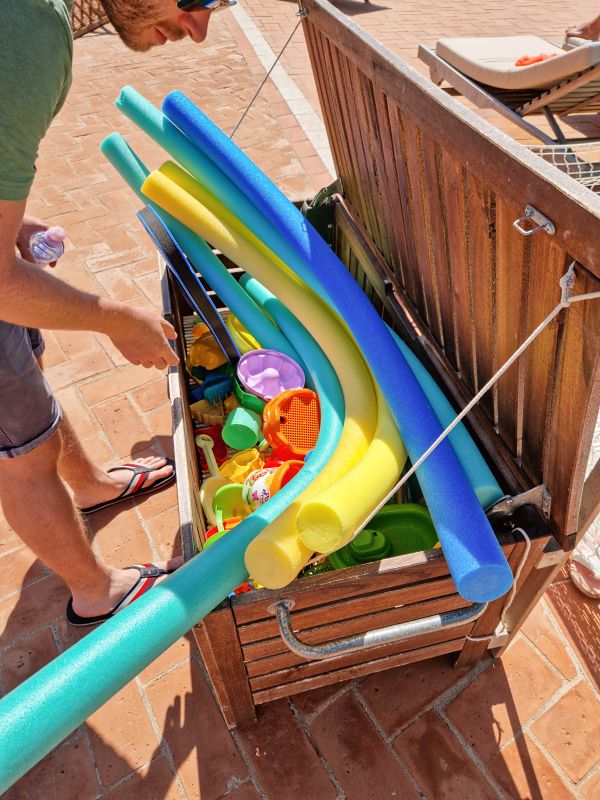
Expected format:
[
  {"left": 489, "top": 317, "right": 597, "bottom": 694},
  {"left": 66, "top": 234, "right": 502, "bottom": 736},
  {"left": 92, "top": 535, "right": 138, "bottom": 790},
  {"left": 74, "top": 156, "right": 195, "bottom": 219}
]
[
  {"left": 486, "top": 484, "right": 551, "bottom": 521},
  {"left": 513, "top": 205, "right": 556, "bottom": 237}
]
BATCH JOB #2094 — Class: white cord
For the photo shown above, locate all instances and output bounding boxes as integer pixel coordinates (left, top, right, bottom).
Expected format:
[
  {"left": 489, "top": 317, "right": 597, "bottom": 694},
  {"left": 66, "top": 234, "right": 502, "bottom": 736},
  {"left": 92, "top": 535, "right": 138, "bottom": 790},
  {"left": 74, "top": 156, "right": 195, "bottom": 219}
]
[
  {"left": 466, "top": 527, "right": 531, "bottom": 641},
  {"left": 350, "top": 263, "right": 600, "bottom": 538}
]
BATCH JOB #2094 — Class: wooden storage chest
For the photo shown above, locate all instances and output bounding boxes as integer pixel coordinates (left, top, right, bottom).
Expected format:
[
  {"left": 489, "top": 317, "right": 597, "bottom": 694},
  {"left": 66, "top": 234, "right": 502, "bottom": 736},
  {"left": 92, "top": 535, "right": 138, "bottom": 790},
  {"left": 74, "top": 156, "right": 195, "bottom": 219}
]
[{"left": 163, "top": 0, "right": 600, "bottom": 729}]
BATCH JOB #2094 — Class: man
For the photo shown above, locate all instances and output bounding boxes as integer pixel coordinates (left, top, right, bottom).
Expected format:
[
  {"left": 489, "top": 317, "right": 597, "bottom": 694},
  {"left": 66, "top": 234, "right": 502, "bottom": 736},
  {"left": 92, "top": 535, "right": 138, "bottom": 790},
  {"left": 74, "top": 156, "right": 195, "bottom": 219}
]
[
  {"left": 0, "top": 0, "right": 213, "bottom": 625},
  {"left": 100, "top": 0, "right": 213, "bottom": 51}
]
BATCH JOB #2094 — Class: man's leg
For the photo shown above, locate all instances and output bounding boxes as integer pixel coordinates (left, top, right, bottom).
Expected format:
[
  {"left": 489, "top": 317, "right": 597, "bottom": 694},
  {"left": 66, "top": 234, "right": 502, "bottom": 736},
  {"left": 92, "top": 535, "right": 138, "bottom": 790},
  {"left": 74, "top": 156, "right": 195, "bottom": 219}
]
[
  {"left": 0, "top": 428, "right": 179, "bottom": 617},
  {"left": 56, "top": 412, "right": 173, "bottom": 511},
  {"left": 30, "top": 333, "right": 172, "bottom": 511}
]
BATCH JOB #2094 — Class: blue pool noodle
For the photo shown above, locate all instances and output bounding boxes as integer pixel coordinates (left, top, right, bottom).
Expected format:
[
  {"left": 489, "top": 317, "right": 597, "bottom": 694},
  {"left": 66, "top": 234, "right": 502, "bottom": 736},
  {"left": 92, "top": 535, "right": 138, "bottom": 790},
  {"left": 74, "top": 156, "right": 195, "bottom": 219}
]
[
  {"left": 161, "top": 90, "right": 512, "bottom": 603},
  {"left": 242, "top": 276, "right": 503, "bottom": 511},
  {"left": 0, "top": 143, "right": 345, "bottom": 793}
]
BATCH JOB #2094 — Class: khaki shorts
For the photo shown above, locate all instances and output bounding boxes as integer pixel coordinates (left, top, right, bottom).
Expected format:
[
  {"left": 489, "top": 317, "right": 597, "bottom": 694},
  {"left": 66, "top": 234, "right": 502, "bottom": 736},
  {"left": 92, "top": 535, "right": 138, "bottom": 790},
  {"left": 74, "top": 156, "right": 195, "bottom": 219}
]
[{"left": 0, "top": 322, "right": 62, "bottom": 459}]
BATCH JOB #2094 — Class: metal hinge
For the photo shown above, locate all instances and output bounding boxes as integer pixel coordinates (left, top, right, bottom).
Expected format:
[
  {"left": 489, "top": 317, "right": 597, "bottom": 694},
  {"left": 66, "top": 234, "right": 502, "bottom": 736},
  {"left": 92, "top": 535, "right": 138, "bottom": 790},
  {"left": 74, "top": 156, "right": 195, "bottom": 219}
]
[
  {"left": 303, "top": 177, "right": 344, "bottom": 212},
  {"left": 486, "top": 484, "right": 551, "bottom": 522}
]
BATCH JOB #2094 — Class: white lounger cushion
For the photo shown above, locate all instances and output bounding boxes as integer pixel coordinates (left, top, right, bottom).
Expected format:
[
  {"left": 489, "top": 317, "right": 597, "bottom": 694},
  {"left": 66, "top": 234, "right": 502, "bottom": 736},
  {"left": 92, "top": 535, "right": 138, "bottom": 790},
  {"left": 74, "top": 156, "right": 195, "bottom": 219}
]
[{"left": 436, "top": 35, "right": 600, "bottom": 91}]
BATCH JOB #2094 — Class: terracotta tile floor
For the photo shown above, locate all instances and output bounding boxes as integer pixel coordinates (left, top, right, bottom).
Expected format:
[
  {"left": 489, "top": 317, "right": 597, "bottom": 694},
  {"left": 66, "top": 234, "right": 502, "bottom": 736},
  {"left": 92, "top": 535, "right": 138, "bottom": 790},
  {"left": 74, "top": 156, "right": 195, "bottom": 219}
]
[{"left": 1, "top": 1, "right": 600, "bottom": 798}]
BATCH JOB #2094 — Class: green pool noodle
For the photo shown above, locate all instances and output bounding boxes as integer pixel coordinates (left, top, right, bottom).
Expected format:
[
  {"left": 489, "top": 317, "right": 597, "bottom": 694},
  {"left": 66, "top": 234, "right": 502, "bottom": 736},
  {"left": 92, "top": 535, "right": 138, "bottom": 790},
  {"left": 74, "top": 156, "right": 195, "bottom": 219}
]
[
  {"left": 0, "top": 144, "right": 344, "bottom": 794},
  {"left": 100, "top": 132, "right": 307, "bottom": 373}
]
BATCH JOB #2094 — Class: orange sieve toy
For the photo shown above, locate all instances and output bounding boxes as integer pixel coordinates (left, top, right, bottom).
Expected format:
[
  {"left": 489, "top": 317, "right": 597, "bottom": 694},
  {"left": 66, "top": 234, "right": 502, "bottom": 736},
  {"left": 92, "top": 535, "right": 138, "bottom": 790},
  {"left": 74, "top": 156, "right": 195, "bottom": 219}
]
[{"left": 262, "top": 389, "right": 320, "bottom": 459}]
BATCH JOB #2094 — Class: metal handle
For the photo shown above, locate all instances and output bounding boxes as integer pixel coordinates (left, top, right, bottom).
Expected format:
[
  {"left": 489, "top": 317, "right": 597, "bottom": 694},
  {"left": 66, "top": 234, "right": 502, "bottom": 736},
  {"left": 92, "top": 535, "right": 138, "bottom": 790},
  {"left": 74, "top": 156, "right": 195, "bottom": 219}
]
[
  {"left": 513, "top": 204, "right": 556, "bottom": 237},
  {"left": 268, "top": 599, "right": 488, "bottom": 661}
]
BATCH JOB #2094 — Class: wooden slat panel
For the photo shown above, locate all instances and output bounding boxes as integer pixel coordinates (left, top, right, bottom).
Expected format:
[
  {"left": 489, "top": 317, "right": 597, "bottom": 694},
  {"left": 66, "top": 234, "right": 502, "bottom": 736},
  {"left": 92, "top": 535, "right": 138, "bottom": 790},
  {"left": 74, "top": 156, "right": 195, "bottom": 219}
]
[
  {"left": 465, "top": 172, "right": 495, "bottom": 417},
  {"left": 302, "top": 0, "right": 600, "bottom": 268},
  {"left": 243, "top": 594, "right": 468, "bottom": 676},
  {"left": 400, "top": 115, "right": 438, "bottom": 338},
  {"left": 252, "top": 637, "right": 464, "bottom": 706},
  {"left": 193, "top": 609, "right": 257, "bottom": 730},
  {"left": 519, "top": 240, "right": 567, "bottom": 484},
  {"left": 440, "top": 152, "right": 475, "bottom": 391},
  {"left": 302, "top": 0, "right": 600, "bottom": 541},
  {"left": 249, "top": 624, "right": 473, "bottom": 692},
  {"left": 231, "top": 548, "right": 453, "bottom": 625},
  {"left": 238, "top": 575, "right": 459, "bottom": 646},
  {"left": 341, "top": 59, "right": 391, "bottom": 260},
  {"left": 386, "top": 104, "right": 424, "bottom": 313},
  {"left": 420, "top": 131, "right": 459, "bottom": 368},
  {"left": 371, "top": 89, "right": 413, "bottom": 297},
  {"left": 542, "top": 266, "right": 600, "bottom": 535},
  {"left": 493, "top": 198, "right": 528, "bottom": 457},
  {"left": 71, "top": 0, "right": 107, "bottom": 38}
]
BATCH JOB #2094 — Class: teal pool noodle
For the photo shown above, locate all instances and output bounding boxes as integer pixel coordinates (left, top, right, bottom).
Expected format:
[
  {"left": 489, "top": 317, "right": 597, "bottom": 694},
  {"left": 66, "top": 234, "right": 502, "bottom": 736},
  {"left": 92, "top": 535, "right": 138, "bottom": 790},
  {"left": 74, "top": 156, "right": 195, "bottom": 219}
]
[
  {"left": 387, "top": 328, "right": 503, "bottom": 509},
  {"left": 0, "top": 327, "right": 343, "bottom": 793},
  {"left": 0, "top": 153, "right": 344, "bottom": 790},
  {"left": 114, "top": 87, "right": 338, "bottom": 307},
  {"left": 100, "top": 132, "right": 307, "bottom": 374}
]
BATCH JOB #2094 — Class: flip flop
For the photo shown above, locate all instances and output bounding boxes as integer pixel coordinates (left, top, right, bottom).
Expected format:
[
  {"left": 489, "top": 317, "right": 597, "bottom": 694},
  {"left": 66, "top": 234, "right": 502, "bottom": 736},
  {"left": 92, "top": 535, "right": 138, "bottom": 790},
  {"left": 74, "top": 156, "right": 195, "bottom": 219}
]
[
  {"left": 78, "top": 458, "right": 176, "bottom": 514},
  {"left": 66, "top": 563, "right": 177, "bottom": 627}
]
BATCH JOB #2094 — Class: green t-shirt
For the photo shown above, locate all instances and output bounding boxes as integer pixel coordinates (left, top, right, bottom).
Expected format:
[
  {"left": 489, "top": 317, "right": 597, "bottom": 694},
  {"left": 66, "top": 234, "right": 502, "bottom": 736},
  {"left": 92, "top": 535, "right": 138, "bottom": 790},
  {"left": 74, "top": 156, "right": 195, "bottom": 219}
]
[{"left": 0, "top": 0, "right": 74, "bottom": 200}]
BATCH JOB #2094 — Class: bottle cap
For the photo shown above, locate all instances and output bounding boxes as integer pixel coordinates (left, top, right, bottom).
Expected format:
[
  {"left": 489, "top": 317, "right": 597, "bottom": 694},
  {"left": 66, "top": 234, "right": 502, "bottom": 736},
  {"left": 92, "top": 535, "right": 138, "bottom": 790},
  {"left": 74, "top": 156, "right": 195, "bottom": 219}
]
[{"left": 44, "top": 226, "right": 65, "bottom": 245}]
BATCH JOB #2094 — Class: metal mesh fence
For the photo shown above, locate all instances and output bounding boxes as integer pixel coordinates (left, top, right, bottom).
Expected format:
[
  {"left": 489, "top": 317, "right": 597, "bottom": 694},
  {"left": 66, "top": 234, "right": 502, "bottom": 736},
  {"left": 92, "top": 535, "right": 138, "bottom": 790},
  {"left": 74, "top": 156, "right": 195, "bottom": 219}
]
[{"left": 71, "top": 0, "right": 108, "bottom": 39}]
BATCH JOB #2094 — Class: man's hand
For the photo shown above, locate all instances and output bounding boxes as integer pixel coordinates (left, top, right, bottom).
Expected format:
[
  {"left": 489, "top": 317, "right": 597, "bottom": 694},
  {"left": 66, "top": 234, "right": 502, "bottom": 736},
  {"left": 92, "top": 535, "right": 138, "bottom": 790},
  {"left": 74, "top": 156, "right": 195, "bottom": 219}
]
[
  {"left": 107, "top": 305, "right": 179, "bottom": 369},
  {"left": 16, "top": 215, "right": 57, "bottom": 267}
]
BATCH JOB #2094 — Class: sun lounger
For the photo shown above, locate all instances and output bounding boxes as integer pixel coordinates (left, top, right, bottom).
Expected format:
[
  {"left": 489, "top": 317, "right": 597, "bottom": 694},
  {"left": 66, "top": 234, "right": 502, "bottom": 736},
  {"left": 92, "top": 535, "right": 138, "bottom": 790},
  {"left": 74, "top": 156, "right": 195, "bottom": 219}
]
[{"left": 418, "top": 35, "right": 600, "bottom": 143}]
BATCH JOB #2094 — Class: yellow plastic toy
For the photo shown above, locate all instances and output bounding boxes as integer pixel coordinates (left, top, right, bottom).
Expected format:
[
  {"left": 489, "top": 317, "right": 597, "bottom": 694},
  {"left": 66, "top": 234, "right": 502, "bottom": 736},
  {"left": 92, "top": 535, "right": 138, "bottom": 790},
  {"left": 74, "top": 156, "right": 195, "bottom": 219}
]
[
  {"left": 219, "top": 448, "right": 265, "bottom": 483},
  {"left": 188, "top": 322, "right": 227, "bottom": 371},
  {"left": 225, "top": 313, "right": 261, "bottom": 354}
]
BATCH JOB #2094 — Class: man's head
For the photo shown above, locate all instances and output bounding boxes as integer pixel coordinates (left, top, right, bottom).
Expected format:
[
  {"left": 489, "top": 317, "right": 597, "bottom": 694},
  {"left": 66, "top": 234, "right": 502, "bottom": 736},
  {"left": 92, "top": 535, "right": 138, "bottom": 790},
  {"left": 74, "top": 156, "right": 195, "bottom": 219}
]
[{"left": 100, "top": 0, "right": 212, "bottom": 52}]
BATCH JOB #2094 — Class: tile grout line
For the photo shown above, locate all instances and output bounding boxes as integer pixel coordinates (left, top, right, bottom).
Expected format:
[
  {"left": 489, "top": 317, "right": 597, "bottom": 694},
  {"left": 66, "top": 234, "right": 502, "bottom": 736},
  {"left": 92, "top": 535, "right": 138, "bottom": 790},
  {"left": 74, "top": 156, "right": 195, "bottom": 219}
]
[
  {"left": 351, "top": 686, "right": 428, "bottom": 800},
  {"left": 228, "top": 2, "right": 335, "bottom": 176},
  {"left": 228, "top": 728, "right": 269, "bottom": 800},
  {"left": 525, "top": 726, "right": 588, "bottom": 798},
  {"left": 435, "top": 706, "right": 506, "bottom": 800},
  {"left": 518, "top": 626, "right": 576, "bottom": 685},
  {"left": 381, "top": 656, "right": 493, "bottom": 741},
  {"left": 288, "top": 696, "right": 347, "bottom": 800},
  {"left": 288, "top": 679, "right": 358, "bottom": 726},
  {"left": 541, "top": 595, "right": 600, "bottom": 694}
]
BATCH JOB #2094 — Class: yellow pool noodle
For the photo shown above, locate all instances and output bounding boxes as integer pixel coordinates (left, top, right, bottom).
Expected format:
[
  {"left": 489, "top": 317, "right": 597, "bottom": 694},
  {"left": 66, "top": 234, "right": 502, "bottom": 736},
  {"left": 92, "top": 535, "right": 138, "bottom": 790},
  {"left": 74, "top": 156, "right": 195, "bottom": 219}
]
[
  {"left": 142, "top": 166, "right": 377, "bottom": 586},
  {"left": 297, "top": 385, "right": 407, "bottom": 552},
  {"left": 154, "top": 164, "right": 407, "bottom": 570}
]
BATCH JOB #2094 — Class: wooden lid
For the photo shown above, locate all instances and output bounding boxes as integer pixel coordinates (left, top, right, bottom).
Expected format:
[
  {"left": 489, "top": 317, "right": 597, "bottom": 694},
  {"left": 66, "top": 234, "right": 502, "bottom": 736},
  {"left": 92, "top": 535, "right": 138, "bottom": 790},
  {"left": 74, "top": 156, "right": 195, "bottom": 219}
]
[{"left": 301, "top": 0, "right": 600, "bottom": 546}]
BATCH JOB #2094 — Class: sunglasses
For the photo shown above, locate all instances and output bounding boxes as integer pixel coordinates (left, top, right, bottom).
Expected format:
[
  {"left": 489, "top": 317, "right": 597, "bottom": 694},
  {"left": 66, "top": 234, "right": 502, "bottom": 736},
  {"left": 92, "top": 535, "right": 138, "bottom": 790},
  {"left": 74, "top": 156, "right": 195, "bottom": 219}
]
[{"left": 177, "top": 0, "right": 237, "bottom": 11}]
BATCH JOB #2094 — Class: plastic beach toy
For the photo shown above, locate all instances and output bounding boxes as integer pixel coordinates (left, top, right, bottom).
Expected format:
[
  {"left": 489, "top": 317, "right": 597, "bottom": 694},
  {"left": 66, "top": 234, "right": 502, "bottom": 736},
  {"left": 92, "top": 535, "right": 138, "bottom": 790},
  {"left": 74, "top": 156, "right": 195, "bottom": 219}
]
[
  {"left": 222, "top": 406, "right": 263, "bottom": 450},
  {"left": 204, "top": 516, "right": 241, "bottom": 547},
  {"left": 237, "top": 349, "right": 305, "bottom": 401},
  {"left": 219, "top": 448, "right": 264, "bottom": 483},
  {"left": 262, "top": 388, "right": 320, "bottom": 459},
  {"left": 234, "top": 377, "right": 266, "bottom": 415},
  {"left": 242, "top": 460, "right": 304, "bottom": 510},
  {"left": 196, "top": 433, "right": 230, "bottom": 525},
  {"left": 226, "top": 313, "right": 261, "bottom": 354},
  {"left": 328, "top": 504, "right": 438, "bottom": 569},
  {"left": 212, "top": 483, "right": 250, "bottom": 522}
]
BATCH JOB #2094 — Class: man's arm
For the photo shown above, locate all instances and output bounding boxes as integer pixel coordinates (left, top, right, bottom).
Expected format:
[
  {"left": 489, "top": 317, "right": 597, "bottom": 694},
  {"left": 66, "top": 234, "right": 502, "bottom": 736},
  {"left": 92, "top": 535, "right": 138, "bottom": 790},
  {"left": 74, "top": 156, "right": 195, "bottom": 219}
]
[{"left": 0, "top": 197, "right": 179, "bottom": 369}]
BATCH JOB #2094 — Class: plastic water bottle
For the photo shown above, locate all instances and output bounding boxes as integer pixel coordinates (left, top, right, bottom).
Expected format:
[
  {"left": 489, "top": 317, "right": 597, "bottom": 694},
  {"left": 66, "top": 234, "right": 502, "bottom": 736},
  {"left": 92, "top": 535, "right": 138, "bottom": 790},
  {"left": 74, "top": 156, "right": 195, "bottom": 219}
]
[{"left": 29, "top": 226, "right": 65, "bottom": 264}]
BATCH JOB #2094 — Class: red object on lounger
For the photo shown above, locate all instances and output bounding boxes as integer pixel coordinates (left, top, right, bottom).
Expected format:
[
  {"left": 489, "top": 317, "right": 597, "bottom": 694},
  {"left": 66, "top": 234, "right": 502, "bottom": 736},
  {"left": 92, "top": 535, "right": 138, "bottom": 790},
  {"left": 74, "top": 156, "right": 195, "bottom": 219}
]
[{"left": 515, "top": 53, "right": 558, "bottom": 67}]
